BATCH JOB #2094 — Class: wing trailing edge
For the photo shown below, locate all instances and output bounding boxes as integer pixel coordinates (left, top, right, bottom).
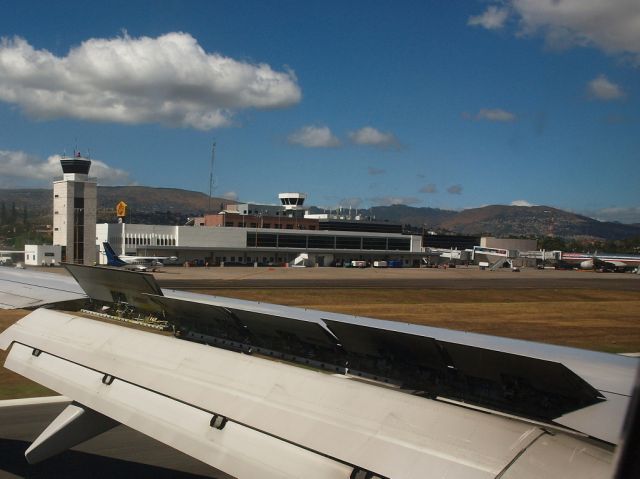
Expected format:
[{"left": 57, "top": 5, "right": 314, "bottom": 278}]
[{"left": 0, "top": 309, "right": 617, "bottom": 479}]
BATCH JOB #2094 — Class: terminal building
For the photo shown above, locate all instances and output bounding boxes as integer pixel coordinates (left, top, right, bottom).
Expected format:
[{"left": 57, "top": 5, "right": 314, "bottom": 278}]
[
  {"left": 96, "top": 222, "right": 424, "bottom": 267},
  {"left": 94, "top": 193, "right": 540, "bottom": 268},
  {"left": 39, "top": 157, "right": 537, "bottom": 268},
  {"left": 95, "top": 193, "right": 430, "bottom": 267}
]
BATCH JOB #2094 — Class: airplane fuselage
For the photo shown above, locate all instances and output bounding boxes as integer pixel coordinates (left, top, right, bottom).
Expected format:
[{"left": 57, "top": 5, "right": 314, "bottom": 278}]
[{"left": 561, "top": 252, "right": 640, "bottom": 271}]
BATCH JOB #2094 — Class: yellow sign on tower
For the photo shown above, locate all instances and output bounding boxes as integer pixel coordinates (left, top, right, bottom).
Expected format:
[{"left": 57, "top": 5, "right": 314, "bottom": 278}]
[{"left": 116, "top": 201, "right": 127, "bottom": 218}]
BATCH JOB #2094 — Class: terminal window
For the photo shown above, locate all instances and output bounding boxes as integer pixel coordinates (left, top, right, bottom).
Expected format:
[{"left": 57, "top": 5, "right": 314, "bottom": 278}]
[
  {"left": 362, "top": 237, "right": 388, "bottom": 250},
  {"left": 308, "top": 236, "right": 335, "bottom": 249},
  {"left": 278, "top": 234, "right": 306, "bottom": 248},
  {"left": 335, "top": 236, "right": 362, "bottom": 250},
  {"left": 388, "top": 238, "right": 410, "bottom": 251}
]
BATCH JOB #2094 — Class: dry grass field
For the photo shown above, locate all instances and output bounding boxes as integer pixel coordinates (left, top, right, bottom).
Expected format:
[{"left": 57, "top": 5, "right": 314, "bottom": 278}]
[
  {"left": 0, "top": 309, "right": 55, "bottom": 400},
  {"left": 1, "top": 285, "right": 638, "bottom": 400},
  {"left": 206, "top": 288, "right": 640, "bottom": 353}
]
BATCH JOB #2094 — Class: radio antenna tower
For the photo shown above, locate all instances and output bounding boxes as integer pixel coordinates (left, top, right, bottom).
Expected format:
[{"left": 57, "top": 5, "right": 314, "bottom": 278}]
[{"left": 208, "top": 141, "right": 216, "bottom": 213}]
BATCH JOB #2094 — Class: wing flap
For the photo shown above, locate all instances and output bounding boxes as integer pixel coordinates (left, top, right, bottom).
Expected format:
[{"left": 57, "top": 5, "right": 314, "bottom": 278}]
[
  {"left": 4, "top": 342, "right": 353, "bottom": 479},
  {"left": 1, "top": 309, "right": 567, "bottom": 479},
  {"left": 150, "top": 291, "right": 606, "bottom": 421}
]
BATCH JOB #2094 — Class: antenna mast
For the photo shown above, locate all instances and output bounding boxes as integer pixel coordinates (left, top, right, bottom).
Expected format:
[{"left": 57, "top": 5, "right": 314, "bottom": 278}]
[{"left": 208, "top": 141, "right": 216, "bottom": 213}]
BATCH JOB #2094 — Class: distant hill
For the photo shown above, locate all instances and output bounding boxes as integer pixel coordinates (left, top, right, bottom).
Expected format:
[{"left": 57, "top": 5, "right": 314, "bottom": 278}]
[
  {"left": 1, "top": 187, "right": 638, "bottom": 240},
  {"left": 97, "top": 186, "right": 233, "bottom": 215},
  {"left": 436, "top": 205, "right": 640, "bottom": 239},
  {"left": 309, "top": 203, "right": 640, "bottom": 240},
  {"left": 369, "top": 205, "right": 458, "bottom": 227},
  {"left": 0, "top": 186, "right": 235, "bottom": 219}
]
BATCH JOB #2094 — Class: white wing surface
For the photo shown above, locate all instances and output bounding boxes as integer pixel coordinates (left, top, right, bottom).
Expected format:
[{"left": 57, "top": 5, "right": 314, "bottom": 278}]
[
  {"left": 0, "top": 267, "right": 86, "bottom": 309},
  {"left": 0, "top": 309, "right": 616, "bottom": 478}
]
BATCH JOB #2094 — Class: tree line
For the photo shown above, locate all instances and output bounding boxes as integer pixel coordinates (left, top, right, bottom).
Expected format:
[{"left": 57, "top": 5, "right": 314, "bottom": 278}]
[
  {"left": 0, "top": 201, "right": 50, "bottom": 249},
  {"left": 0, "top": 201, "right": 28, "bottom": 226}
]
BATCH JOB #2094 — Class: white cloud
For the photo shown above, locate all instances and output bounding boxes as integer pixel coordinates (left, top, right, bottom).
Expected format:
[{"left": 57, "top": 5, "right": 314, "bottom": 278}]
[
  {"left": 370, "top": 196, "right": 421, "bottom": 206},
  {"left": 222, "top": 191, "right": 238, "bottom": 201},
  {"left": 510, "top": 199, "right": 535, "bottom": 206},
  {"left": 447, "top": 185, "right": 463, "bottom": 195},
  {"left": 468, "top": 6, "right": 509, "bottom": 30},
  {"left": 287, "top": 125, "right": 341, "bottom": 148},
  {"left": 419, "top": 184, "right": 438, "bottom": 194},
  {"left": 349, "top": 126, "right": 399, "bottom": 148},
  {"left": 587, "top": 75, "right": 625, "bottom": 100},
  {"left": 472, "top": 1, "right": 640, "bottom": 64},
  {"left": 474, "top": 108, "right": 517, "bottom": 122},
  {"left": 0, "top": 33, "right": 301, "bottom": 130},
  {"left": 0, "top": 150, "right": 133, "bottom": 187}
]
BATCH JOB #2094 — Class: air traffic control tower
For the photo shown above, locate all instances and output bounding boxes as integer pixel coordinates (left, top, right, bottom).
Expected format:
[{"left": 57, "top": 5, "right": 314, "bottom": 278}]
[{"left": 53, "top": 153, "right": 97, "bottom": 264}]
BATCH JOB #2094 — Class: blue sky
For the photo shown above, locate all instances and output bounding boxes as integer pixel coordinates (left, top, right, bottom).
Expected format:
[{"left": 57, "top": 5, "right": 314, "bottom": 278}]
[{"left": 0, "top": 0, "right": 639, "bottom": 222}]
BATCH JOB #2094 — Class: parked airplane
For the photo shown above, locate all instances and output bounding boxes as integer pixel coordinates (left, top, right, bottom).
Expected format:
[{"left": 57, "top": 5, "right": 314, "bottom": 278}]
[
  {"left": 102, "top": 242, "right": 177, "bottom": 271},
  {"left": 561, "top": 252, "right": 640, "bottom": 272}
]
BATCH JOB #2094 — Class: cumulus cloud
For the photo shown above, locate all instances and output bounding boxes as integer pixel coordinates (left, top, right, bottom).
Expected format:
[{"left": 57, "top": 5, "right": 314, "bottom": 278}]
[
  {"left": 287, "top": 125, "right": 341, "bottom": 148},
  {"left": 447, "top": 185, "right": 463, "bottom": 195},
  {"left": 587, "top": 75, "right": 626, "bottom": 100},
  {"left": 349, "top": 126, "right": 400, "bottom": 148},
  {"left": 419, "top": 184, "right": 438, "bottom": 194},
  {"left": 510, "top": 199, "right": 535, "bottom": 206},
  {"left": 368, "top": 166, "right": 385, "bottom": 176},
  {"left": 470, "top": 1, "right": 640, "bottom": 64},
  {"left": 0, "top": 150, "right": 133, "bottom": 187},
  {"left": 468, "top": 6, "right": 509, "bottom": 30},
  {"left": 370, "top": 196, "right": 421, "bottom": 206},
  {"left": 0, "top": 32, "right": 301, "bottom": 130}
]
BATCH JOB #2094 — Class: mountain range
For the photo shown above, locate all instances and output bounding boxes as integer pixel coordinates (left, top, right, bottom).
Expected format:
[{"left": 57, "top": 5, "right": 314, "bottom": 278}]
[{"left": 1, "top": 186, "right": 638, "bottom": 240}]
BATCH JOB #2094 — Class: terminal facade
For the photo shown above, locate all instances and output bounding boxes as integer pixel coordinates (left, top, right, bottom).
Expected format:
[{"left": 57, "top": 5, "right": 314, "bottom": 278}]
[
  {"left": 95, "top": 192, "right": 536, "bottom": 267},
  {"left": 96, "top": 192, "right": 431, "bottom": 266},
  {"left": 41, "top": 158, "right": 536, "bottom": 268},
  {"left": 95, "top": 222, "right": 425, "bottom": 267}
]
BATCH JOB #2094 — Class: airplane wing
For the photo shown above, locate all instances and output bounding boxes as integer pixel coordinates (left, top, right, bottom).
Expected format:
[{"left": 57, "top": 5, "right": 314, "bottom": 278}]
[
  {"left": 0, "top": 267, "right": 86, "bottom": 309},
  {"left": 1, "top": 264, "right": 637, "bottom": 478},
  {"left": 0, "top": 308, "right": 621, "bottom": 479},
  {"left": 151, "top": 289, "right": 634, "bottom": 445}
]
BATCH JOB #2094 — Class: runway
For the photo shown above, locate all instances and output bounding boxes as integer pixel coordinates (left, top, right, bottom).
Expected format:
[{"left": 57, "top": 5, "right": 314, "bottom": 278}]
[
  {"left": 156, "top": 273, "right": 640, "bottom": 291},
  {"left": 0, "top": 400, "right": 228, "bottom": 479},
  {"left": 27, "top": 264, "right": 640, "bottom": 291}
]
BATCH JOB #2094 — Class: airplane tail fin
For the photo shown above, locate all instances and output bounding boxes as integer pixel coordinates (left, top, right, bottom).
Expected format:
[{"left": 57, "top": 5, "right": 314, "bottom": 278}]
[{"left": 103, "top": 242, "right": 126, "bottom": 267}]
